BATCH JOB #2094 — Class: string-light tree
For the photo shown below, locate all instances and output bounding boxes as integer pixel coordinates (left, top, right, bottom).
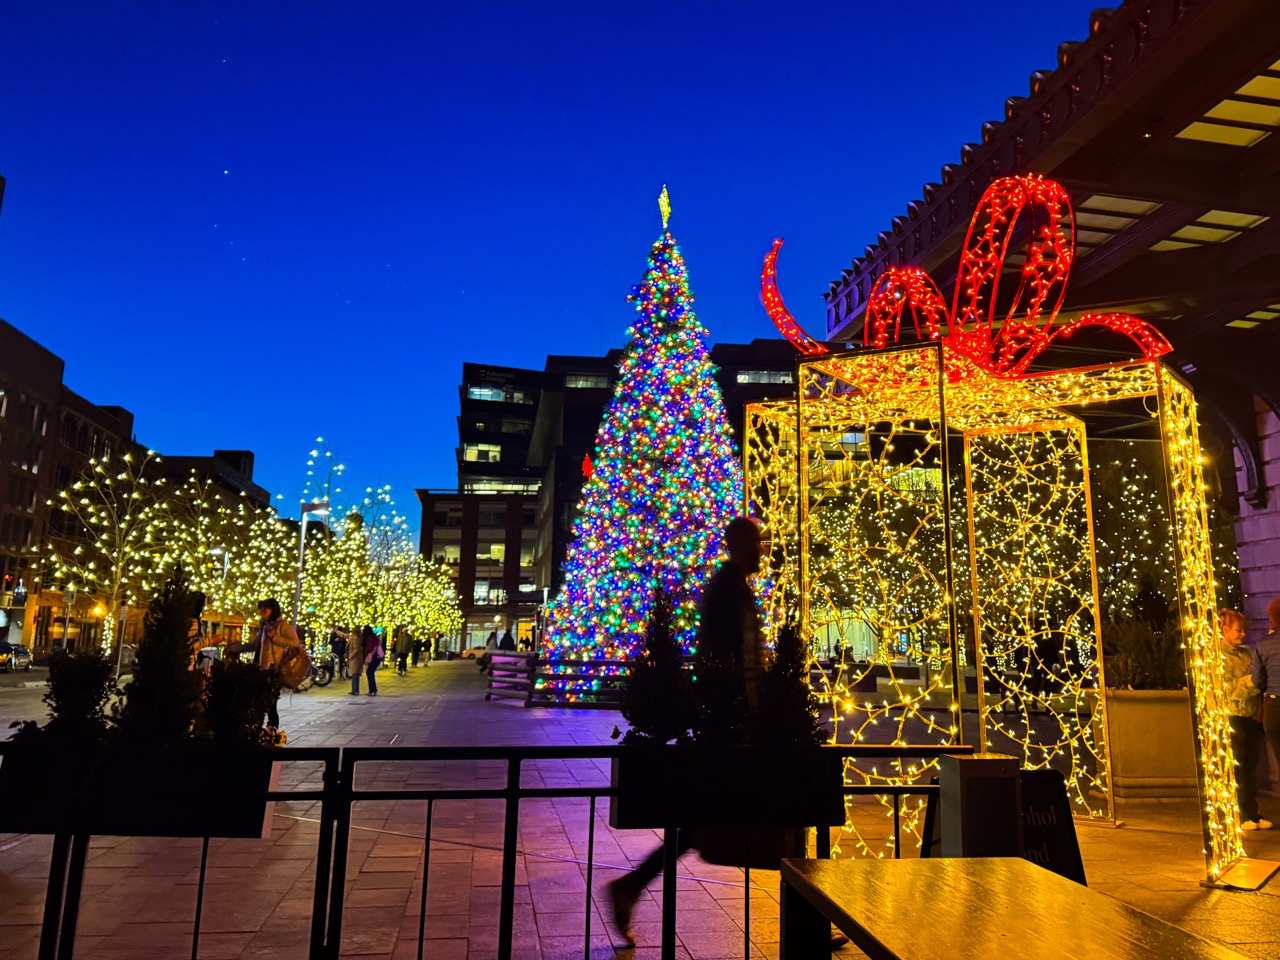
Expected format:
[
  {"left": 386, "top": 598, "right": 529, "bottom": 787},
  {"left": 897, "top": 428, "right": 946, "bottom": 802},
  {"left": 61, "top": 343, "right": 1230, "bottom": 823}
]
[
  {"left": 542, "top": 187, "right": 744, "bottom": 667},
  {"left": 44, "top": 451, "right": 170, "bottom": 652}
]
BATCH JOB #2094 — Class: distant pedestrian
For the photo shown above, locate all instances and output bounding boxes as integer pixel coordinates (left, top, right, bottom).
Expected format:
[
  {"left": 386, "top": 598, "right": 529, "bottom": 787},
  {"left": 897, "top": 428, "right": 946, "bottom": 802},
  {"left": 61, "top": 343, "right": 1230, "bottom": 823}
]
[
  {"left": 1252, "top": 600, "right": 1280, "bottom": 807},
  {"left": 226, "top": 598, "right": 300, "bottom": 734},
  {"left": 478, "top": 630, "right": 498, "bottom": 672},
  {"left": 412, "top": 636, "right": 423, "bottom": 667},
  {"left": 499, "top": 628, "right": 516, "bottom": 651},
  {"left": 396, "top": 633, "right": 410, "bottom": 675},
  {"left": 364, "top": 626, "right": 385, "bottom": 696},
  {"left": 347, "top": 628, "right": 367, "bottom": 695},
  {"left": 1222, "top": 609, "right": 1268, "bottom": 830},
  {"left": 330, "top": 626, "right": 349, "bottom": 680}
]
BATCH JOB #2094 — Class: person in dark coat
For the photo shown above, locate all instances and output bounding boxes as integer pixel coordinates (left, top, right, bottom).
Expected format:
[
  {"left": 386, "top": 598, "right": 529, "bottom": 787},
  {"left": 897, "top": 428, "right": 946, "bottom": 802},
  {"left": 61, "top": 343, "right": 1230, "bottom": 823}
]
[
  {"left": 498, "top": 629, "right": 516, "bottom": 651},
  {"left": 1251, "top": 598, "right": 1280, "bottom": 790},
  {"left": 605, "top": 516, "right": 763, "bottom": 947}
]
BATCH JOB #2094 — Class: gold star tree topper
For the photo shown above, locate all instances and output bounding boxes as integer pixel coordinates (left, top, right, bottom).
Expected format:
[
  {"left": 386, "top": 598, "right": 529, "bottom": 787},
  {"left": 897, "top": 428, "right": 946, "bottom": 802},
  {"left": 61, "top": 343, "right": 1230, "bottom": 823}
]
[{"left": 659, "top": 184, "right": 671, "bottom": 229}]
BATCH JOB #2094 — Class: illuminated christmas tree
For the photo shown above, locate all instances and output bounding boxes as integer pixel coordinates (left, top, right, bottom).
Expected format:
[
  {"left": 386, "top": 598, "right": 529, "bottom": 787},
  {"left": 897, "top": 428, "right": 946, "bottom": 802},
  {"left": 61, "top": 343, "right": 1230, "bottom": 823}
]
[{"left": 542, "top": 188, "right": 744, "bottom": 666}]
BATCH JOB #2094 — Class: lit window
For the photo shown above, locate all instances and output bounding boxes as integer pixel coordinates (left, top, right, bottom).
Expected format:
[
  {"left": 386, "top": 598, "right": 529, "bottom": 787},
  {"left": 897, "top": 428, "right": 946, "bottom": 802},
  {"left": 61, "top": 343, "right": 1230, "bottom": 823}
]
[
  {"left": 566, "top": 373, "right": 609, "bottom": 389},
  {"left": 463, "top": 443, "right": 501, "bottom": 463},
  {"left": 467, "top": 386, "right": 505, "bottom": 402},
  {"left": 735, "top": 370, "right": 795, "bottom": 384}
]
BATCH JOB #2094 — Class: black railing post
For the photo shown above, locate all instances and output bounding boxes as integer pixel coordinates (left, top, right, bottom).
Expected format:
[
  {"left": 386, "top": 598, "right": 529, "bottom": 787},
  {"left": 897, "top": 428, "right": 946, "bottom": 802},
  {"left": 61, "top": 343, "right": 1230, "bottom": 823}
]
[
  {"left": 661, "top": 823, "right": 678, "bottom": 960},
  {"left": 191, "top": 836, "right": 210, "bottom": 960},
  {"left": 38, "top": 832, "right": 72, "bottom": 960},
  {"left": 324, "top": 752, "right": 356, "bottom": 960},
  {"left": 310, "top": 750, "right": 340, "bottom": 959},
  {"left": 55, "top": 832, "right": 90, "bottom": 960},
  {"left": 498, "top": 757, "right": 522, "bottom": 960},
  {"left": 583, "top": 796, "right": 596, "bottom": 960},
  {"left": 416, "top": 799, "right": 435, "bottom": 960}
]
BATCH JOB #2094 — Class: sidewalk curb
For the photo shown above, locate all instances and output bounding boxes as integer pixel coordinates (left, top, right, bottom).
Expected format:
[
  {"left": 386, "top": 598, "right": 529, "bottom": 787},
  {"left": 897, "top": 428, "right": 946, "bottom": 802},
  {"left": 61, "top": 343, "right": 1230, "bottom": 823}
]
[{"left": 19, "top": 681, "right": 48, "bottom": 689}]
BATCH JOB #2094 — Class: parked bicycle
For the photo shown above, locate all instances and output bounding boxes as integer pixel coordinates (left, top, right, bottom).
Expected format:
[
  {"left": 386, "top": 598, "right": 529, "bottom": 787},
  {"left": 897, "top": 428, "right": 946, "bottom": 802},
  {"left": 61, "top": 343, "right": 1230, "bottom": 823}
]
[{"left": 296, "top": 650, "right": 335, "bottom": 691}]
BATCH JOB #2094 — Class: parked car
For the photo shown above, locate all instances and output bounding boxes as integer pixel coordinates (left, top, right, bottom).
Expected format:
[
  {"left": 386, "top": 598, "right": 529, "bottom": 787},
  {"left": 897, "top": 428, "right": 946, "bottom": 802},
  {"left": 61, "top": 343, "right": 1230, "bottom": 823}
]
[
  {"left": 0, "top": 643, "right": 33, "bottom": 672},
  {"left": 462, "top": 645, "right": 489, "bottom": 659}
]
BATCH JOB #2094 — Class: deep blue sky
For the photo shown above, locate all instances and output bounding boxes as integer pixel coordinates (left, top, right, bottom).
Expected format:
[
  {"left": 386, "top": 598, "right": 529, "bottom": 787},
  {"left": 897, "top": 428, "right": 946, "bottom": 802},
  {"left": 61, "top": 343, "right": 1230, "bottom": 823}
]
[{"left": 0, "top": 1, "right": 1100, "bottom": 526}]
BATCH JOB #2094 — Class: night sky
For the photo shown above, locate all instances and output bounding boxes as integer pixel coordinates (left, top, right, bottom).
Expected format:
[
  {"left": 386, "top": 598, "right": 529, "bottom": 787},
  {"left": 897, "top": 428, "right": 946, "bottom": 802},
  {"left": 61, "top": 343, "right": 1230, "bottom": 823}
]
[{"left": 0, "top": 1, "right": 1101, "bottom": 527}]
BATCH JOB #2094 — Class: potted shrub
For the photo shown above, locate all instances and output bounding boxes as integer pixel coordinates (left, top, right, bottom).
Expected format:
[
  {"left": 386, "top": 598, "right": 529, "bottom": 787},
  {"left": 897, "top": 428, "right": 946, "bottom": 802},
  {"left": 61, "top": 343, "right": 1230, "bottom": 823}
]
[
  {"left": 609, "top": 589, "right": 696, "bottom": 829},
  {"left": 0, "top": 571, "right": 276, "bottom": 838},
  {"left": 0, "top": 648, "right": 117, "bottom": 833},
  {"left": 1102, "top": 612, "right": 1198, "bottom": 799}
]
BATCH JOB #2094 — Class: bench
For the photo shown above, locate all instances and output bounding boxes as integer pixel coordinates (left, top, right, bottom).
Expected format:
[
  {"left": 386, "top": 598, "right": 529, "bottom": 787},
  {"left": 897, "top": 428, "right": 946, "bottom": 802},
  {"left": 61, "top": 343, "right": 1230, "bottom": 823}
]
[{"left": 779, "top": 857, "right": 1247, "bottom": 959}]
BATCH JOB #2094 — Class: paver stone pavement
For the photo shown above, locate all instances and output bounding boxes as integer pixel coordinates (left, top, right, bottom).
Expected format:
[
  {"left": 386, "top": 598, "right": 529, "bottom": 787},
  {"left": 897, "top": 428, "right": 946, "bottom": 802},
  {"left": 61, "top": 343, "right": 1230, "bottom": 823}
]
[{"left": 0, "top": 661, "right": 1277, "bottom": 958}]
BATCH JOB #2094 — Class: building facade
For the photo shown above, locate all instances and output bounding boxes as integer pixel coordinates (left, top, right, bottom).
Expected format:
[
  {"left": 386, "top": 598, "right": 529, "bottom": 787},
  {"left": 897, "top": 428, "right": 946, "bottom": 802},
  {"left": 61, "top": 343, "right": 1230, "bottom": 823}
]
[{"left": 420, "top": 339, "right": 801, "bottom": 646}]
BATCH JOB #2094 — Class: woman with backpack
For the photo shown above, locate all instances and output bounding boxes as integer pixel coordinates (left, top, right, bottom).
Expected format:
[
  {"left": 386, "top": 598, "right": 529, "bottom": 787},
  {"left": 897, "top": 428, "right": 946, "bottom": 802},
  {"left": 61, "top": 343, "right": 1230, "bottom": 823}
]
[{"left": 363, "top": 625, "right": 384, "bottom": 696}]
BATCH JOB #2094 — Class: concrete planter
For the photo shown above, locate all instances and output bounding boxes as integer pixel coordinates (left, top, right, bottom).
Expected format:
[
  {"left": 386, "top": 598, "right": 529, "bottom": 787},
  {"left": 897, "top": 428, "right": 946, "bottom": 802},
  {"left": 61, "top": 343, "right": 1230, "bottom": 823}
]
[{"left": 1104, "top": 689, "right": 1199, "bottom": 799}]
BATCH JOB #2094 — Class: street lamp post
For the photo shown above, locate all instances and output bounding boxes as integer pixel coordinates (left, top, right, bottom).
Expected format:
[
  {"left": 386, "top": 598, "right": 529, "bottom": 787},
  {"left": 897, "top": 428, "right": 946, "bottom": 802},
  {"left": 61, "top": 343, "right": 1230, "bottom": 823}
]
[{"left": 293, "top": 501, "right": 330, "bottom": 626}]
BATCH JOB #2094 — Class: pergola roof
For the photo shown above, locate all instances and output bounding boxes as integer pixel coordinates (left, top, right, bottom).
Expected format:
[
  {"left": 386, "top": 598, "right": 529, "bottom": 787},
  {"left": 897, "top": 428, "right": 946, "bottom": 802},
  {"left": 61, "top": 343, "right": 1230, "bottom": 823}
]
[
  {"left": 819, "top": 0, "right": 1280, "bottom": 506},
  {"left": 825, "top": 0, "right": 1280, "bottom": 388}
]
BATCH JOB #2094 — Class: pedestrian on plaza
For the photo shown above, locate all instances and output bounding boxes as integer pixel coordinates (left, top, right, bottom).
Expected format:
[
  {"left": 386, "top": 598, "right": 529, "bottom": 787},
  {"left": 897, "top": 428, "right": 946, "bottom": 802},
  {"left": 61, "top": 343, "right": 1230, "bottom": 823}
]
[
  {"left": 1222, "top": 609, "right": 1269, "bottom": 829},
  {"left": 605, "top": 516, "right": 765, "bottom": 947},
  {"left": 1252, "top": 599, "right": 1280, "bottom": 795},
  {"left": 396, "top": 632, "right": 410, "bottom": 675},
  {"left": 499, "top": 628, "right": 516, "bottom": 651},
  {"left": 412, "top": 636, "right": 423, "bottom": 667},
  {"left": 364, "top": 626, "right": 385, "bottom": 696},
  {"left": 225, "top": 599, "right": 300, "bottom": 734},
  {"left": 478, "top": 630, "right": 498, "bottom": 672},
  {"left": 330, "top": 626, "right": 349, "bottom": 680},
  {"left": 347, "top": 627, "right": 367, "bottom": 695}
]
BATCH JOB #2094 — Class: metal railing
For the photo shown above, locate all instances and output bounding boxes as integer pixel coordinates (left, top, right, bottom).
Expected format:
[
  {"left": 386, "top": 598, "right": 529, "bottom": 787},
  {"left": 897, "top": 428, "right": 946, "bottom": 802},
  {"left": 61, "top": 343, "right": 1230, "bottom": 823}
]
[{"left": 8, "top": 742, "right": 973, "bottom": 960}]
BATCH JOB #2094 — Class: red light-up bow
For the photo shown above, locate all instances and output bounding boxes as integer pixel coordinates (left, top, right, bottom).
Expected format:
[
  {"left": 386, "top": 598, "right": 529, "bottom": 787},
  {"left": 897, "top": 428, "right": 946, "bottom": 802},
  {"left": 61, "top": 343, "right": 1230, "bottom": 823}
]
[{"left": 762, "top": 175, "right": 1173, "bottom": 377}]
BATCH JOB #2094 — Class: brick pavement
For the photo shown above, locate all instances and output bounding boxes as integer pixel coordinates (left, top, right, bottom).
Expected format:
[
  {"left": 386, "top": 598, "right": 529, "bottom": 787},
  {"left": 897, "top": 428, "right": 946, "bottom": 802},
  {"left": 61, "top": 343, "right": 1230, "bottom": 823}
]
[{"left": 0, "top": 661, "right": 1277, "bottom": 958}]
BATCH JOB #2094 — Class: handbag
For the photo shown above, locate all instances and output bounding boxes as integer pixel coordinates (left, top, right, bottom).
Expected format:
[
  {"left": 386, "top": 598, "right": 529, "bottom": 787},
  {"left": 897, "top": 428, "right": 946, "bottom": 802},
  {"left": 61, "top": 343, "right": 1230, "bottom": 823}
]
[{"left": 278, "top": 644, "right": 311, "bottom": 690}]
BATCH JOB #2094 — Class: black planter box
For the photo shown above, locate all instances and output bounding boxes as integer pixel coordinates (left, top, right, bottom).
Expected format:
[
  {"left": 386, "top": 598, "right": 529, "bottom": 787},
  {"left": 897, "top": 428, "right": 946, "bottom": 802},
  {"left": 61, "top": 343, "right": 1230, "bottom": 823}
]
[
  {"left": 609, "top": 746, "right": 844, "bottom": 832},
  {"left": 0, "top": 745, "right": 275, "bottom": 838}
]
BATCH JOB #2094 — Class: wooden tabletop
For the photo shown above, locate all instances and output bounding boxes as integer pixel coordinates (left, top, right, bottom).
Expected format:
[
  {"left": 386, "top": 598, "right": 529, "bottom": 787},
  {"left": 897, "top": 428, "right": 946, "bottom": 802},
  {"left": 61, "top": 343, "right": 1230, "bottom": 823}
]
[{"left": 780, "top": 858, "right": 1248, "bottom": 960}]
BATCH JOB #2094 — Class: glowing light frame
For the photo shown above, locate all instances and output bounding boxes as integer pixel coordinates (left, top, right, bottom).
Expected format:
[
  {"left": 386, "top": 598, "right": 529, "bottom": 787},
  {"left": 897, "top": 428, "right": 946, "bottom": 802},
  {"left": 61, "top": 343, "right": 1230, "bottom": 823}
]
[{"left": 745, "top": 342, "right": 1242, "bottom": 881}]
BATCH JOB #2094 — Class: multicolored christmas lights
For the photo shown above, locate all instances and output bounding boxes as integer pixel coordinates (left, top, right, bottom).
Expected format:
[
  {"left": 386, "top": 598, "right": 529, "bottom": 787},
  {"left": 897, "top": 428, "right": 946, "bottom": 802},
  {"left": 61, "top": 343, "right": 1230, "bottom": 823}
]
[{"left": 540, "top": 191, "right": 743, "bottom": 682}]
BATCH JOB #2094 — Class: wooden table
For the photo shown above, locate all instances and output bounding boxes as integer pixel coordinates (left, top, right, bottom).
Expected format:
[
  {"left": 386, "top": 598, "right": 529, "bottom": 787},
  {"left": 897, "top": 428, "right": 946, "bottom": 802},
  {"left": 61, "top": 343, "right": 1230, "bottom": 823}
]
[{"left": 779, "top": 857, "right": 1248, "bottom": 960}]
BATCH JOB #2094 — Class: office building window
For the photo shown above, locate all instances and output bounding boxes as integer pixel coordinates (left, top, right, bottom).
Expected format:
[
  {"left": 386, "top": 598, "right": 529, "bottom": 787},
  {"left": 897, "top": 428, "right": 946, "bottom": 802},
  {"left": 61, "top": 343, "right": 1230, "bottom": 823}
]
[
  {"left": 434, "top": 504, "right": 463, "bottom": 527},
  {"left": 565, "top": 373, "right": 609, "bottom": 389},
  {"left": 735, "top": 370, "right": 794, "bottom": 384},
  {"left": 467, "top": 385, "right": 533, "bottom": 404},
  {"left": 478, "top": 504, "right": 506, "bottom": 528},
  {"left": 437, "top": 543, "right": 461, "bottom": 566},
  {"left": 465, "top": 480, "right": 540, "bottom": 494},
  {"left": 477, "top": 542, "right": 506, "bottom": 562},
  {"left": 522, "top": 504, "right": 537, "bottom": 527},
  {"left": 463, "top": 442, "right": 501, "bottom": 463}
]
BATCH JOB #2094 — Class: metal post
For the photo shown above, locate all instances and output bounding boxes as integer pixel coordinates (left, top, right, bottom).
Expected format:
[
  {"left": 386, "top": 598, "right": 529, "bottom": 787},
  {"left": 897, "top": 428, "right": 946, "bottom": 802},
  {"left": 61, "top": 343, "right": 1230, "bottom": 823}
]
[
  {"left": 293, "top": 512, "right": 309, "bottom": 625},
  {"left": 416, "top": 799, "right": 434, "bottom": 960},
  {"left": 38, "top": 833, "right": 72, "bottom": 960},
  {"left": 583, "top": 796, "right": 596, "bottom": 960},
  {"left": 497, "top": 758, "right": 522, "bottom": 960},
  {"left": 55, "top": 833, "right": 90, "bottom": 960},
  {"left": 191, "top": 837, "right": 210, "bottom": 960},
  {"left": 325, "top": 757, "right": 355, "bottom": 959},
  {"left": 310, "top": 752, "right": 340, "bottom": 959},
  {"left": 661, "top": 824, "right": 678, "bottom": 960}
]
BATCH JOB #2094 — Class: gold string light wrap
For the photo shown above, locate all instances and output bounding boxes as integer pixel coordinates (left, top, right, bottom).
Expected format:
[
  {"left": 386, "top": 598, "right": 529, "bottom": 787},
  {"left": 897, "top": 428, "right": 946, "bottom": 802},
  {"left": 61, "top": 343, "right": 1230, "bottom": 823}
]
[{"left": 744, "top": 343, "right": 1243, "bottom": 879}]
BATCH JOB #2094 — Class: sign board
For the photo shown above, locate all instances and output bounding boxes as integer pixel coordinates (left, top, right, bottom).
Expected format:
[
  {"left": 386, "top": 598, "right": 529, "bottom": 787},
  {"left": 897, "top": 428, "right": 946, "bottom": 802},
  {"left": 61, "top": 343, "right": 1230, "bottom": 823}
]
[
  {"left": 1019, "top": 769, "right": 1086, "bottom": 886},
  {"left": 923, "top": 767, "right": 1086, "bottom": 887}
]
